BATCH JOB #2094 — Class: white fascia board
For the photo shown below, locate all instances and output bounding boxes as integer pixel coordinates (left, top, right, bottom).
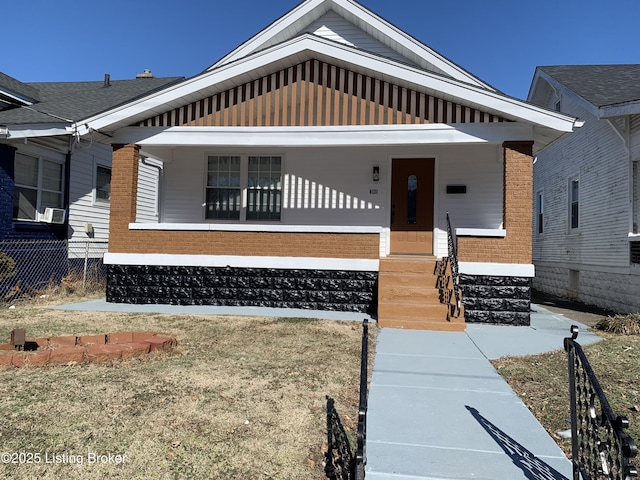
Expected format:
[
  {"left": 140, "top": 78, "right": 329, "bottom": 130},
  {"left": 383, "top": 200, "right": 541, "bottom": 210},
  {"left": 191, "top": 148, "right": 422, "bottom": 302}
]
[
  {"left": 598, "top": 100, "right": 640, "bottom": 119},
  {"left": 530, "top": 70, "right": 600, "bottom": 119},
  {"left": 210, "top": 0, "right": 326, "bottom": 69},
  {"left": 0, "top": 89, "right": 35, "bottom": 106},
  {"left": 79, "top": 36, "right": 577, "bottom": 135},
  {"left": 113, "top": 123, "right": 534, "bottom": 148},
  {"left": 103, "top": 252, "right": 379, "bottom": 271},
  {"left": 455, "top": 228, "right": 506, "bottom": 237},
  {"left": 3, "top": 123, "right": 71, "bottom": 139},
  {"left": 459, "top": 262, "right": 535, "bottom": 277}
]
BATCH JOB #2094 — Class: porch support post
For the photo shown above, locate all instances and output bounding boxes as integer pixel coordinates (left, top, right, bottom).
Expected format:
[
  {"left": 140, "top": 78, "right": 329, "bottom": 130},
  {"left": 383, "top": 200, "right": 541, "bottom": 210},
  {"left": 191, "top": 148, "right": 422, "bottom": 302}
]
[
  {"left": 109, "top": 143, "right": 140, "bottom": 252},
  {"left": 457, "top": 141, "right": 533, "bottom": 264},
  {"left": 502, "top": 140, "right": 533, "bottom": 263}
]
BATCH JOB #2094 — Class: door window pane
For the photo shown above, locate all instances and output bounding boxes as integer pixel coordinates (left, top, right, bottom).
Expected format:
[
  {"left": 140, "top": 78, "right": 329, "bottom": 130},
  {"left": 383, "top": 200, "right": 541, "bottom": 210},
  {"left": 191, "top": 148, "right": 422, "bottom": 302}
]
[{"left": 407, "top": 175, "right": 417, "bottom": 224}]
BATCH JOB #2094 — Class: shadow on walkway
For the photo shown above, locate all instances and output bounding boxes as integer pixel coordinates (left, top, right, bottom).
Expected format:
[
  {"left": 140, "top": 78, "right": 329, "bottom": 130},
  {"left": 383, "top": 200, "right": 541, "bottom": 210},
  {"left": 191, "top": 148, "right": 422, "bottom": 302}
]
[{"left": 466, "top": 406, "right": 569, "bottom": 480}]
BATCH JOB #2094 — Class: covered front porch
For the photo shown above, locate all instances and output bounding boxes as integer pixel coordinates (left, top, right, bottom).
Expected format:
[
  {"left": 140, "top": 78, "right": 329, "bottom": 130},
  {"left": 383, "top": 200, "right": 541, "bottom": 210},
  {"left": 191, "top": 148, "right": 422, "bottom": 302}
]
[{"left": 103, "top": 132, "right": 535, "bottom": 328}]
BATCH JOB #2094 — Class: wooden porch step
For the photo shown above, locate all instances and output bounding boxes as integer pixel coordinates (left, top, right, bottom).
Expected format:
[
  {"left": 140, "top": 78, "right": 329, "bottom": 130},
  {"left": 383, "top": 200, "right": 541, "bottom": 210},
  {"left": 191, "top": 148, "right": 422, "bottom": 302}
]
[{"left": 377, "top": 255, "right": 465, "bottom": 331}]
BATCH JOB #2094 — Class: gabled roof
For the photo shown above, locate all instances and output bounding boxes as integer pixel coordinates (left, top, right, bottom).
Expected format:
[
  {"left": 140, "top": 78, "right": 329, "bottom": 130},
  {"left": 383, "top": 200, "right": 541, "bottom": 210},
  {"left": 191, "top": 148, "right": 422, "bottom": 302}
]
[
  {"left": 207, "top": 0, "right": 494, "bottom": 90},
  {"left": 529, "top": 64, "right": 640, "bottom": 118},
  {"left": 74, "top": 1, "right": 580, "bottom": 155},
  {"left": 0, "top": 75, "right": 183, "bottom": 128}
]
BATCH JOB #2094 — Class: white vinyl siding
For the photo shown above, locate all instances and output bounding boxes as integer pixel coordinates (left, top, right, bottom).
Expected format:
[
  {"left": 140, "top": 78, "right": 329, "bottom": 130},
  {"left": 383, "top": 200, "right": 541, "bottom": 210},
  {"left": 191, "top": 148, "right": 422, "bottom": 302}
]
[
  {"left": 136, "top": 158, "right": 162, "bottom": 223},
  {"left": 158, "top": 143, "right": 503, "bottom": 259},
  {"left": 304, "top": 11, "right": 417, "bottom": 66},
  {"left": 67, "top": 145, "right": 112, "bottom": 242},
  {"left": 533, "top": 91, "right": 635, "bottom": 271}
]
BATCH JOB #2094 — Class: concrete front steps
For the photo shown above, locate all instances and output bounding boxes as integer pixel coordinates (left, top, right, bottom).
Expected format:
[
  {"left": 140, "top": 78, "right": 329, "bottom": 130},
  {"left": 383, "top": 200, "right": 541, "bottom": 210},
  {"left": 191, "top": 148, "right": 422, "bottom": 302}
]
[{"left": 377, "top": 256, "right": 465, "bottom": 331}]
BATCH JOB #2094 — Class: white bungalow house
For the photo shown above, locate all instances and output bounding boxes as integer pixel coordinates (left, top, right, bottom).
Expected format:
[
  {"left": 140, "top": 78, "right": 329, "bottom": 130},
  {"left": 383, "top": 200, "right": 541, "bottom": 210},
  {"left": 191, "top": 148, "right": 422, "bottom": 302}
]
[
  {"left": 528, "top": 64, "right": 640, "bottom": 313},
  {"left": 74, "top": 0, "right": 580, "bottom": 329}
]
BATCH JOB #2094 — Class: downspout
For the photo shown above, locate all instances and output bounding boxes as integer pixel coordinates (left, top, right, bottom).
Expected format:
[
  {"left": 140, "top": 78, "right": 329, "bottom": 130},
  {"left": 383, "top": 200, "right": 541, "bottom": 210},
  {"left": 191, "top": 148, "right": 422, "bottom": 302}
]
[{"left": 141, "top": 157, "right": 163, "bottom": 222}]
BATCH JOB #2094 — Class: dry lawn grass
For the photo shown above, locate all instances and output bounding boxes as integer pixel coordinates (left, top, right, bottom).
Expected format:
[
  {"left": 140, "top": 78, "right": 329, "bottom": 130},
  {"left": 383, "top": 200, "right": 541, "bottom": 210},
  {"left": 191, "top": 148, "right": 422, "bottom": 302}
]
[
  {"left": 493, "top": 332, "right": 640, "bottom": 457},
  {"left": 0, "top": 301, "right": 375, "bottom": 479}
]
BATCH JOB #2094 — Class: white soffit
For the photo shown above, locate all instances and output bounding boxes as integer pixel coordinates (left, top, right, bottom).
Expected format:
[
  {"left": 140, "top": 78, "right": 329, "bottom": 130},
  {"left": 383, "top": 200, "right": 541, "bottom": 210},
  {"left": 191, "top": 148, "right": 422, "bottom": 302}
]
[{"left": 77, "top": 36, "right": 578, "bottom": 136}]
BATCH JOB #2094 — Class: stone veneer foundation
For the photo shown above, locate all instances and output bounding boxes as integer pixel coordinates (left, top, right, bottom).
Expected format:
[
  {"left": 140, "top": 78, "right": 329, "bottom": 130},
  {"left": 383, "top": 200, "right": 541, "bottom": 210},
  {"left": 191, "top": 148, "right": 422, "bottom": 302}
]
[
  {"left": 459, "top": 275, "right": 531, "bottom": 325},
  {"left": 107, "top": 265, "right": 378, "bottom": 313}
]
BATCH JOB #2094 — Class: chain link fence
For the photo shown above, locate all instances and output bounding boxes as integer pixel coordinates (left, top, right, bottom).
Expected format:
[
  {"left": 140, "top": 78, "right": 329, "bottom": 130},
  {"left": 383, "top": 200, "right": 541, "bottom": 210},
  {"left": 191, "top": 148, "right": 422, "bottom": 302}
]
[{"left": 0, "top": 239, "right": 108, "bottom": 302}]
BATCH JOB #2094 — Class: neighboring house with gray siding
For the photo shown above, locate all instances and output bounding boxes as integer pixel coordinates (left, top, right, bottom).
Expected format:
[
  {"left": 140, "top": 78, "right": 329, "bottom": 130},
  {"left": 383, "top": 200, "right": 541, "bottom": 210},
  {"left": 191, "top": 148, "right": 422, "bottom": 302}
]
[
  {"left": 0, "top": 71, "right": 181, "bottom": 294},
  {"left": 528, "top": 64, "right": 640, "bottom": 313}
]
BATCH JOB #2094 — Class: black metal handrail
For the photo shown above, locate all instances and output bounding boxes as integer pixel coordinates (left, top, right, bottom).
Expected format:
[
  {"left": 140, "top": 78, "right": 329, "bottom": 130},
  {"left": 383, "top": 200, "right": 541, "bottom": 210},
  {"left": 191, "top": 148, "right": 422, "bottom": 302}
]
[
  {"left": 355, "top": 318, "right": 369, "bottom": 480},
  {"left": 564, "top": 326, "right": 638, "bottom": 480},
  {"left": 446, "top": 212, "right": 461, "bottom": 317}
]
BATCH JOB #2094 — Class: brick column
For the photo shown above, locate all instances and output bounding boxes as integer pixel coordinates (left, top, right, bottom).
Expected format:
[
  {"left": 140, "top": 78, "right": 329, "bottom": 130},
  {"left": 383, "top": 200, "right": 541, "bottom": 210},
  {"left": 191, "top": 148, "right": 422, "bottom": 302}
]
[
  {"left": 502, "top": 141, "right": 533, "bottom": 263},
  {"left": 109, "top": 144, "right": 140, "bottom": 252},
  {"left": 457, "top": 141, "right": 533, "bottom": 264}
]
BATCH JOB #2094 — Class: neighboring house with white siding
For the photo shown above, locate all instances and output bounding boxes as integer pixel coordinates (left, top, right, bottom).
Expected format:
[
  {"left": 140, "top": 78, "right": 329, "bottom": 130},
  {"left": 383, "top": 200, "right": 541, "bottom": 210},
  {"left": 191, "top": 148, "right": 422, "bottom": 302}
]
[
  {"left": 0, "top": 71, "right": 182, "bottom": 293},
  {"left": 75, "top": 0, "right": 580, "bottom": 329},
  {"left": 528, "top": 64, "right": 640, "bottom": 313}
]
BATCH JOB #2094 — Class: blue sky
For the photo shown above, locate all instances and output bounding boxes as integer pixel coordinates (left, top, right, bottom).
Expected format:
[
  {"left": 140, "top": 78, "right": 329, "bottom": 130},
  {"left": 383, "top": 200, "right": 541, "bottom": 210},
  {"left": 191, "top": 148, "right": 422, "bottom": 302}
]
[{"left": 3, "top": 0, "right": 639, "bottom": 100}]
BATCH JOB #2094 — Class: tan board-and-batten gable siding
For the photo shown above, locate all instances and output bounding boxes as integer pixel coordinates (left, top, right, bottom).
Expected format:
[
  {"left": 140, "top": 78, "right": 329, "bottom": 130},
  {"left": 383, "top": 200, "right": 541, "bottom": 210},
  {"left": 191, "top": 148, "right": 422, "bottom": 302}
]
[{"left": 138, "top": 60, "right": 506, "bottom": 128}]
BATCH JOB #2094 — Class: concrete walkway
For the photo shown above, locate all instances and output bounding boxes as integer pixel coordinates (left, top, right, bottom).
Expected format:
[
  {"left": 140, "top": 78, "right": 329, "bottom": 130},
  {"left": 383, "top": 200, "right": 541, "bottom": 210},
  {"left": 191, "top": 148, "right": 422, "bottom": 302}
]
[{"left": 365, "top": 304, "right": 602, "bottom": 480}]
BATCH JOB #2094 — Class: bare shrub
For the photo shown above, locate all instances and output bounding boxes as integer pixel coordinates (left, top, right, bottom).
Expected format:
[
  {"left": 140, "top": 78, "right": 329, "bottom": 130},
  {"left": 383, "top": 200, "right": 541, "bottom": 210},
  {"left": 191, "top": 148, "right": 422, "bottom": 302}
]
[{"left": 596, "top": 314, "right": 640, "bottom": 335}]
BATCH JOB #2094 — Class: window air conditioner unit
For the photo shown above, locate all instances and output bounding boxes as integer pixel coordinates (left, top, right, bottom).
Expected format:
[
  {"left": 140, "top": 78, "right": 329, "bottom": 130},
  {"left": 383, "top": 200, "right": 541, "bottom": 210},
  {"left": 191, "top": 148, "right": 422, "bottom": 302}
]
[{"left": 42, "top": 208, "right": 66, "bottom": 224}]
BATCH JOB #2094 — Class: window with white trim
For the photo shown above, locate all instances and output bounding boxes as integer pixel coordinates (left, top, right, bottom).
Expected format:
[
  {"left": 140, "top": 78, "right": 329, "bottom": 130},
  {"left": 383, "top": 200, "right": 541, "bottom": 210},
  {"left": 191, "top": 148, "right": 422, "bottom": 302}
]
[
  {"left": 205, "top": 155, "right": 282, "bottom": 221},
  {"left": 95, "top": 165, "right": 111, "bottom": 204},
  {"left": 12, "top": 152, "right": 64, "bottom": 221},
  {"left": 569, "top": 176, "right": 579, "bottom": 230},
  {"left": 536, "top": 191, "right": 544, "bottom": 234}
]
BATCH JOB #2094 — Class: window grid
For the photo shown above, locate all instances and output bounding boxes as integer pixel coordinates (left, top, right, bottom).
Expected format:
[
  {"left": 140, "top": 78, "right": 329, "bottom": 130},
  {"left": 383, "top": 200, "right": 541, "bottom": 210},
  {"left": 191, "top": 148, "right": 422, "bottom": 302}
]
[
  {"left": 570, "top": 178, "right": 579, "bottom": 230},
  {"left": 247, "top": 156, "right": 282, "bottom": 221},
  {"left": 95, "top": 165, "right": 111, "bottom": 203},
  {"left": 206, "top": 156, "right": 241, "bottom": 220},
  {"left": 13, "top": 153, "right": 64, "bottom": 221}
]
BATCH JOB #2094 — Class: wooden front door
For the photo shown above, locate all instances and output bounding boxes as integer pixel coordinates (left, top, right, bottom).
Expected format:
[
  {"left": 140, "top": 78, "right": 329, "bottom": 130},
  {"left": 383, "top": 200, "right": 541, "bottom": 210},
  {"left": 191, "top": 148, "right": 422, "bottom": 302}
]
[{"left": 390, "top": 158, "right": 435, "bottom": 255}]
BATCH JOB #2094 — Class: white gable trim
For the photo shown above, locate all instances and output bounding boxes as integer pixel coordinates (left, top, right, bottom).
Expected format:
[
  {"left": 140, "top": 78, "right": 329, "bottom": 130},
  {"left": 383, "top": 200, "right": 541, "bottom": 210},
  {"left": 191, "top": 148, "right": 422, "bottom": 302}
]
[
  {"left": 77, "top": 36, "right": 578, "bottom": 136},
  {"left": 209, "top": 0, "right": 492, "bottom": 89}
]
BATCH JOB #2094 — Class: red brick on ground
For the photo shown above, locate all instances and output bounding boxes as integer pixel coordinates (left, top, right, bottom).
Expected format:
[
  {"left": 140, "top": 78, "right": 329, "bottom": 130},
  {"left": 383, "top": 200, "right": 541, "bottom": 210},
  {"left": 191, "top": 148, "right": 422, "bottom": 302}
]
[
  {"left": 0, "top": 352, "right": 13, "bottom": 366},
  {"left": 49, "top": 336, "right": 77, "bottom": 347},
  {"left": 120, "top": 342, "right": 151, "bottom": 359},
  {"left": 86, "top": 344, "right": 123, "bottom": 362},
  {"left": 23, "top": 351, "right": 51, "bottom": 367},
  {"left": 78, "top": 334, "right": 107, "bottom": 346},
  {"left": 108, "top": 332, "right": 134, "bottom": 344},
  {"left": 132, "top": 332, "right": 157, "bottom": 342},
  {"left": 49, "top": 346, "right": 86, "bottom": 364}
]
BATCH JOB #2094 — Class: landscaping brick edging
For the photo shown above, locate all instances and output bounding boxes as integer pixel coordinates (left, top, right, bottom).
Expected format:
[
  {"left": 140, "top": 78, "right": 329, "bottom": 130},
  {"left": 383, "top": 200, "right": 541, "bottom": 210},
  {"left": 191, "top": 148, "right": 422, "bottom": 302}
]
[{"left": 0, "top": 331, "right": 177, "bottom": 368}]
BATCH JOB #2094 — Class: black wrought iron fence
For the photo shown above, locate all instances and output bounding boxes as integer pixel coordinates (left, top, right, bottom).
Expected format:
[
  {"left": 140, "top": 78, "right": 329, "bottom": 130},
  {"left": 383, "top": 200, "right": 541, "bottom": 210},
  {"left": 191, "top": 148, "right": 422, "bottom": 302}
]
[
  {"left": 0, "top": 239, "right": 108, "bottom": 301},
  {"left": 325, "top": 319, "right": 370, "bottom": 480},
  {"left": 445, "top": 212, "right": 461, "bottom": 317},
  {"left": 564, "top": 325, "right": 638, "bottom": 480},
  {"left": 355, "top": 318, "right": 369, "bottom": 480}
]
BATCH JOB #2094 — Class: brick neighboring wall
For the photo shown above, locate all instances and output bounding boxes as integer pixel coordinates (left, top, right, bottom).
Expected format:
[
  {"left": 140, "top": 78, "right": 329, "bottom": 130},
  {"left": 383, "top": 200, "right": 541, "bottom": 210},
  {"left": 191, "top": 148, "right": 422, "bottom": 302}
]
[
  {"left": 458, "top": 141, "right": 533, "bottom": 264},
  {"left": 108, "top": 144, "right": 379, "bottom": 259}
]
